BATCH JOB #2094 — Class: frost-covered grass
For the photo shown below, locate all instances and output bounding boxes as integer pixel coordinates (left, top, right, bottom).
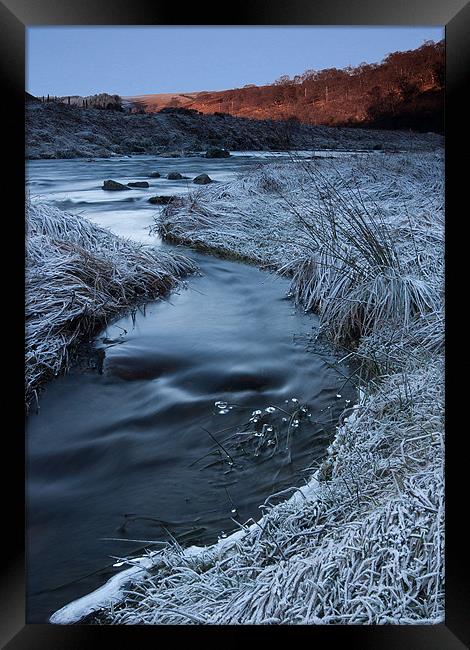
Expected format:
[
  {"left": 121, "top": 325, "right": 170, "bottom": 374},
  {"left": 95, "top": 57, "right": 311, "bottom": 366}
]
[
  {"left": 26, "top": 101, "right": 443, "bottom": 160},
  {"left": 25, "top": 202, "right": 196, "bottom": 409},
  {"left": 51, "top": 147, "right": 444, "bottom": 625},
  {"left": 158, "top": 151, "right": 443, "bottom": 354}
]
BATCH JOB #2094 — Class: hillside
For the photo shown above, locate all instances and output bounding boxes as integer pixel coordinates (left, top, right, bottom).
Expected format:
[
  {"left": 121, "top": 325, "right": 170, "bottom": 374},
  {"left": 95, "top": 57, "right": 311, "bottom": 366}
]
[
  {"left": 26, "top": 99, "right": 442, "bottom": 160},
  {"left": 124, "top": 92, "right": 198, "bottom": 113},
  {"left": 126, "top": 41, "right": 444, "bottom": 133}
]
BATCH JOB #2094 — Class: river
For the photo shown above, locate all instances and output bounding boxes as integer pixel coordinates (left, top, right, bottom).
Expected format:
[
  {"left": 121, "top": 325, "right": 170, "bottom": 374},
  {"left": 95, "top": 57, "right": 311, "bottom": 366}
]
[{"left": 26, "top": 153, "right": 355, "bottom": 623}]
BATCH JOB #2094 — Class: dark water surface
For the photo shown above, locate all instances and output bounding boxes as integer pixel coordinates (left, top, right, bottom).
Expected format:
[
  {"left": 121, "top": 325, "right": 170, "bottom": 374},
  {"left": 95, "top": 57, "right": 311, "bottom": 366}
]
[{"left": 26, "top": 154, "right": 355, "bottom": 623}]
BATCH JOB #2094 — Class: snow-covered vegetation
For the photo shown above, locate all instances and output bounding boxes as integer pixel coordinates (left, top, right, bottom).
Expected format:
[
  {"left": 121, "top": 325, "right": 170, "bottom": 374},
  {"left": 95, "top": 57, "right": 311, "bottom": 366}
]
[
  {"left": 60, "top": 148, "right": 443, "bottom": 625},
  {"left": 26, "top": 100, "right": 442, "bottom": 160},
  {"left": 25, "top": 202, "right": 196, "bottom": 409}
]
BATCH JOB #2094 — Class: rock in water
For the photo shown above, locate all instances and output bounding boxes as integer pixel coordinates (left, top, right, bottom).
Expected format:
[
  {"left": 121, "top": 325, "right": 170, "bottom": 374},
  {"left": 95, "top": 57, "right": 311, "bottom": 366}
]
[
  {"left": 149, "top": 171, "right": 161, "bottom": 178},
  {"left": 127, "top": 181, "right": 149, "bottom": 188},
  {"left": 148, "top": 195, "right": 175, "bottom": 204},
  {"left": 102, "top": 179, "right": 128, "bottom": 191},
  {"left": 205, "top": 148, "right": 230, "bottom": 158},
  {"left": 167, "top": 172, "right": 184, "bottom": 180},
  {"left": 193, "top": 173, "right": 212, "bottom": 185}
]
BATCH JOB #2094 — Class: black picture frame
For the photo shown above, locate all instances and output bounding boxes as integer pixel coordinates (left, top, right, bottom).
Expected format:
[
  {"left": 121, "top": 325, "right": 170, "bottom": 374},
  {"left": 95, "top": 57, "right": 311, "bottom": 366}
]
[{"left": 1, "top": 0, "right": 467, "bottom": 646}]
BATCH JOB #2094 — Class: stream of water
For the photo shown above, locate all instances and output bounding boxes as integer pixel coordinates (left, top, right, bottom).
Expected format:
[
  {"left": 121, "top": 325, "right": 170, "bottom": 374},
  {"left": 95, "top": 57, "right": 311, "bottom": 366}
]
[{"left": 26, "top": 153, "right": 355, "bottom": 623}]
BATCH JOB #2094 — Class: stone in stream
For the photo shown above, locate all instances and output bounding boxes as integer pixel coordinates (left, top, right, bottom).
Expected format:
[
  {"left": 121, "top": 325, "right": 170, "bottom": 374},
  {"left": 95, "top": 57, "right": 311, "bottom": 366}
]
[
  {"left": 193, "top": 173, "right": 213, "bottom": 185},
  {"left": 205, "top": 148, "right": 230, "bottom": 158},
  {"left": 148, "top": 171, "right": 161, "bottom": 178},
  {"left": 148, "top": 195, "right": 176, "bottom": 205},
  {"left": 127, "top": 181, "right": 150, "bottom": 188},
  {"left": 102, "top": 179, "right": 128, "bottom": 191},
  {"left": 166, "top": 172, "right": 185, "bottom": 180}
]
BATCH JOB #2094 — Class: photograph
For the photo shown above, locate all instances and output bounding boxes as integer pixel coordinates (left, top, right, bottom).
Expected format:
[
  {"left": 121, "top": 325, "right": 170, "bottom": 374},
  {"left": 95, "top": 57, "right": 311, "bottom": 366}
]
[{"left": 23, "top": 24, "right": 446, "bottom": 627}]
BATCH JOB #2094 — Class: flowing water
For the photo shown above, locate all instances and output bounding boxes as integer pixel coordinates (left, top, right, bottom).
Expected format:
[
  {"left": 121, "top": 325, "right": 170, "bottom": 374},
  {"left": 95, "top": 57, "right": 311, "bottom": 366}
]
[{"left": 26, "top": 153, "right": 355, "bottom": 623}]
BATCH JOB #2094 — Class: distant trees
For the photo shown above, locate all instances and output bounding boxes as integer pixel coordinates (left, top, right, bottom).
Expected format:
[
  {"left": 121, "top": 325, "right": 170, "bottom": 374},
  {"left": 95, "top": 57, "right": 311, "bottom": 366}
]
[
  {"left": 86, "top": 93, "right": 123, "bottom": 110},
  {"left": 274, "top": 75, "right": 291, "bottom": 86},
  {"left": 42, "top": 93, "right": 124, "bottom": 111},
  {"left": 431, "top": 60, "right": 445, "bottom": 89},
  {"left": 181, "top": 40, "right": 444, "bottom": 133}
]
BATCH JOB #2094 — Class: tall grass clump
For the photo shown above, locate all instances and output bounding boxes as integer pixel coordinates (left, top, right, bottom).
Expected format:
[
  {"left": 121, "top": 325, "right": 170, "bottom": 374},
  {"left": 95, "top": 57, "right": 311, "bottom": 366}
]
[
  {"left": 279, "top": 158, "right": 444, "bottom": 353},
  {"left": 26, "top": 202, "right": 196, "bottom": 409}
]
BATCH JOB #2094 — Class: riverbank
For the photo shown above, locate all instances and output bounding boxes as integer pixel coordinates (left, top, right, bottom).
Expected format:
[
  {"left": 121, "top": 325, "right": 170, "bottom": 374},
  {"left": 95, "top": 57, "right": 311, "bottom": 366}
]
[
  {"left": 26, "top": 202, "right": 196, "bottom": 409},
  {"left": 50, "top": 145, "right": 444, "bottom": 624},
  {"left": 26, "top": 101, "right": 443, "bottom": 160}
]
